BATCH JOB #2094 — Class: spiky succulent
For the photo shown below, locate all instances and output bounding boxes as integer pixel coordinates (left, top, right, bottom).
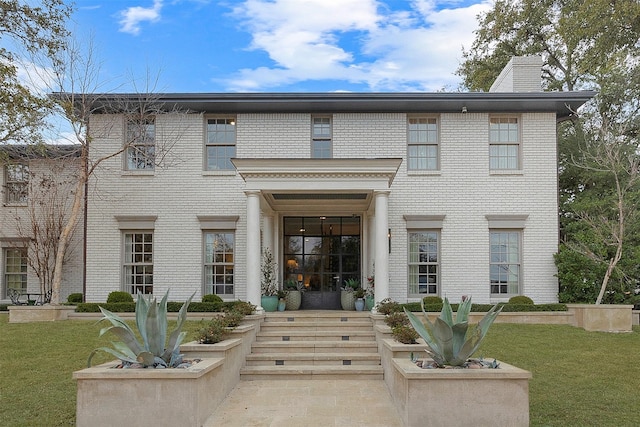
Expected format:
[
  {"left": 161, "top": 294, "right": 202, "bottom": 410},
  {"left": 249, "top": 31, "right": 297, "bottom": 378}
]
[
  {"left": 88, "top": 290, "right": 194, "bottom": 368},
  {"left": 404, "top": 297, "right": 502, "bottom": 367}
]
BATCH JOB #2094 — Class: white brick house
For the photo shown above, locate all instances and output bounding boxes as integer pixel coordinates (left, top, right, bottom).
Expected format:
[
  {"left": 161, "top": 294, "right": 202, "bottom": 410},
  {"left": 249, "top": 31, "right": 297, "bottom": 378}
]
[
  {"left": 0, "top": 146, "right": 84, "bottom": 303},
  {"left": 1, "top": 57, "right": 593, "bottom": 307}
]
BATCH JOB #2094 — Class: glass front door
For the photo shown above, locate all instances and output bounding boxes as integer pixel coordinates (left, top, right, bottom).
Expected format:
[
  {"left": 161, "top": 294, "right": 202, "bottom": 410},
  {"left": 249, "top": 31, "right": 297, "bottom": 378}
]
[{"left": 283, "top": 216, "right": 361, "bottom": 309}]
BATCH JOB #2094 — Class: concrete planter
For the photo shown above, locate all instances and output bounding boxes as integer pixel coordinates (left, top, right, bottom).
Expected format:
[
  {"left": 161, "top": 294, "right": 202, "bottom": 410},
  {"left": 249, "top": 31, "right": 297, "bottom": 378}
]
[
  {"left": 73, "top": 358, "right": 224, "bottom": 427},
  {"left": 8, "top": 305, "right": 76, "bottom": 323},
  {"left": 390, "top": 357, "right": 531, "bottom": 427},
  {"left": 567, "top": 304, "right": 633, "bottom": 332}
]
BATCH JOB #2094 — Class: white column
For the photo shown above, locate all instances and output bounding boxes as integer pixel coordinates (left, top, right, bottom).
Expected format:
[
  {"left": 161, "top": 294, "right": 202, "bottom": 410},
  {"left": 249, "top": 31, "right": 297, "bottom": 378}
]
[
  {"left": 367, "top": 212, "right": 376, "bottom": 279},
  {"left": 262, "top": 214, "right": 274, "bottom": 254},
  {"left": 245, "top": 190, "right": 262, "bottom": 310},
  {"left": 374, "top": 190, "right": 390, "bottom": 303}
]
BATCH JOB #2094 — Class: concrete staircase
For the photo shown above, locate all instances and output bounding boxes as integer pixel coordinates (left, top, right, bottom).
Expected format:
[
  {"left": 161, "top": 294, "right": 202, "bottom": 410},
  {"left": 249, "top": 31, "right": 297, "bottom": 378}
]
[{"left": 240, "top": 311, "right": 383, "bottom": 380}]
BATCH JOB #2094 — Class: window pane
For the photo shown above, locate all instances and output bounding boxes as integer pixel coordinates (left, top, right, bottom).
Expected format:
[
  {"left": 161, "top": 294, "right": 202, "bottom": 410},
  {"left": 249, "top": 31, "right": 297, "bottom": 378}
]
[
  {"left": 204, "top": 232, "right": 235, "bottom": 296},
  {"left": 312, "top": 117, "right": 332, "bottom": 158},
  {"left": 489, "top": 231, "right": 520, "bottom": 295},
  {"left": 126, "top": 119, "right": 155, "bottom": 170},
  {"left": 408, "top": 118, "right": 438, "bottom": 170},
  {"left": 206, "top": 118, "right": 236, "bottom": 170},
  {"left": 408, "top": 231, "right": 439, "bottom": 295},
  {"left": 123, "top": 232, "right": 153, "bottom": 294}
]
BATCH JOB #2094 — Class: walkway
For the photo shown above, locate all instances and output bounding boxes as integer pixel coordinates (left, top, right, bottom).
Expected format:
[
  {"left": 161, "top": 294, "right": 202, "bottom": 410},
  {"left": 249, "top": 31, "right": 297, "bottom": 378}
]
[{"left": 204, "top": 379, "right": 404, "bottom": 427}]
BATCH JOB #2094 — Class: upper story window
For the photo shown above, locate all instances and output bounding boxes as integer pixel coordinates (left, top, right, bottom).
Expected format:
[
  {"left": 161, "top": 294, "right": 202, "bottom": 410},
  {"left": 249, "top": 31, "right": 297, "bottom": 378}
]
[
  {"left": 408, "top": 117, "right": 438, "bottom": 170},
  {"left": 4, "top": 163, "right": 29, "bottom": 205},
  {"left": 489, "top": 117, "right": 519, "bottom": 170},
  {"left": 125, "top": 117, "right": 155, "bottom": 170},
  {"left": 312, "top": 116, "right": 332, "bottom": 158},
  {"left": 206, "top": 117, "right": 236, "bottom": 170}
]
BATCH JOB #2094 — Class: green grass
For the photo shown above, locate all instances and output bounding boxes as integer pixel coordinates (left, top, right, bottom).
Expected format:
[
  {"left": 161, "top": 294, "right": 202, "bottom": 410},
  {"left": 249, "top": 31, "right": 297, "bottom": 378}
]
[{"left": 1, "top": 315, "right": 639, "bottom": 426}]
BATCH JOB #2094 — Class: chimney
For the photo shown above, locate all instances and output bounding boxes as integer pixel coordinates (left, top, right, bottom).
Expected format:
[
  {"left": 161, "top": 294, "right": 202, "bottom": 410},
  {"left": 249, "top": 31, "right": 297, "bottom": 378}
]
[{"left": 489, "top": 56, "right": 543, "bottom": 92}]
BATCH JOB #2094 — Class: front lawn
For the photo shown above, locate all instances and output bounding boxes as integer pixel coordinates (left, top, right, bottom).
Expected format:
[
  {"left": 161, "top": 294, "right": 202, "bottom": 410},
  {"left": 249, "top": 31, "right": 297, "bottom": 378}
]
[{"left": 1, "top": 314, "right": 639, "bottom": 426}]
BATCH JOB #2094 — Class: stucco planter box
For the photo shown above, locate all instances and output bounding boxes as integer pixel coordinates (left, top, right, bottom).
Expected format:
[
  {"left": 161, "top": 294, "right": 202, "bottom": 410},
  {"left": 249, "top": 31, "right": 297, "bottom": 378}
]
[
  {"left": 390, "top": 357, "right": 531, "bottom": 427},
  {"left": 8, "top": 305, "right": 76, "bottom": 323},
  {"left": 73, "top": 358, "right": 224, "bottom": 427},
  {"left": 567, "top": 304, "right": 633, "bottom": 332}
]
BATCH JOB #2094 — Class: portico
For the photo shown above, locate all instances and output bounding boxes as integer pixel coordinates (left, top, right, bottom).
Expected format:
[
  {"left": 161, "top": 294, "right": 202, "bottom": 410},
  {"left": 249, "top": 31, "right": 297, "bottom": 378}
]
[{"left": 233, "top": 158, "right": 401, "bottom": 310}]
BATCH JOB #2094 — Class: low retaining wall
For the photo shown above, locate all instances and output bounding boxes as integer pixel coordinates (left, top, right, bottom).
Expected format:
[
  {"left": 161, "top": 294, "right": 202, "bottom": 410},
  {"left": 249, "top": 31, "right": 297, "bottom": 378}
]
[
  {"left": 567, "top": 304, "right": 633, "bottom": 332},
  {"left": 74, "top": 358, "right": 224, "bottom": 427},
  {"left": 9, "top": 305, "right": 77, "bottom": 323},
  {"left": 372, "top": 305, "right": 633, "bottom": 333}
]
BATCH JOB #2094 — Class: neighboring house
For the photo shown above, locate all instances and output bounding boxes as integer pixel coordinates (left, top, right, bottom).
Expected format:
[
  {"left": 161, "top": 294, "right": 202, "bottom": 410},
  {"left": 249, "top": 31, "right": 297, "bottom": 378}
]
[
  {"left": 1, "top": 56, "right": 594, "bottom": 308},
  {"left": 0, "top": 146, "right": 84, "bottom": 303}
]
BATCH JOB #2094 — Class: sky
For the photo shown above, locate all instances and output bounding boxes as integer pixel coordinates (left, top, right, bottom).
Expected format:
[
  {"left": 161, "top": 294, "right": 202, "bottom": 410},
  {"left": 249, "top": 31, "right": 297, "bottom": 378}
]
[{"left": 71, "top": 0, "right": 493, "bottom": 93}]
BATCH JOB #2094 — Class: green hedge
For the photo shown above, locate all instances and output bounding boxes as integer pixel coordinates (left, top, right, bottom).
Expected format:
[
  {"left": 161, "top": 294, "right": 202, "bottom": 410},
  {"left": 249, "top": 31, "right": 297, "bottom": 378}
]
[
  {"left": 75, "top": 301, "right": 233, "bottom": 313},
  {"left": 402, "top": 302, "right": 568, "bottom": 312}
]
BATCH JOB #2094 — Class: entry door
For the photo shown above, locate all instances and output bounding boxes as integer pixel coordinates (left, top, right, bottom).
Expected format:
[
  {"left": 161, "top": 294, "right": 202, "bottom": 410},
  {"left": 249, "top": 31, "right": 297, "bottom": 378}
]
[{"left": 283, "top": 216, "right": 361, "bottom": 309}]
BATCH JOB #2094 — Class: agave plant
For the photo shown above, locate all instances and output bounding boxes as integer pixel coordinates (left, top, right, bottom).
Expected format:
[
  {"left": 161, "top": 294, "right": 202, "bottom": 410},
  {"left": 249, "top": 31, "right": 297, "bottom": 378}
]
[
  {"left": 88, "top": 290, "right": 194, "bottom": 368},
  {"left": 404, "top": 296, "right": 502, "bottom": 367}
]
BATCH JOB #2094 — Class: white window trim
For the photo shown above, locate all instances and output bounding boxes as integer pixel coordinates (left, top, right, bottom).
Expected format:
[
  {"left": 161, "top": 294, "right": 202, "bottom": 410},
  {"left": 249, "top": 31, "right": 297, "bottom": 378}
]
[
  {"left": 204, "top": 115, "right": 237, "bottom": 171},
  {"left": 489, "top": 115, "right": 522, "bottom": 172},
  {"left": 200, "top": 216, "right": 238, "bottom": 299},
  {"left": 123, "top": 117, "right": 156, "bottom": 172},
  {"left": 405, "top": 215, "right": 445, "bottom": 298},
  {"left": 407, "top": 115, "right": 440, "bottom": 172},
  {"left": 311, "top": 115, "right": 333, "bottom": 159}
]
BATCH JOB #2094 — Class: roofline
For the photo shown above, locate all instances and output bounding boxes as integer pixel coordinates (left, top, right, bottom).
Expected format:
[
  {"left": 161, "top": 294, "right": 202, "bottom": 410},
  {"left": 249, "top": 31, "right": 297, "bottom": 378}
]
[{"left": 52, "top": 91, "right": 596, "bottom": 119}]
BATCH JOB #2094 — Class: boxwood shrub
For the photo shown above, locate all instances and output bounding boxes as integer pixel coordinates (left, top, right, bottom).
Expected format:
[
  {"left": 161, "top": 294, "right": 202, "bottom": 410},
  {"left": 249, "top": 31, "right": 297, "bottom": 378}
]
[
  {"left": 67, "top": 293, "right": 83, "bottom": 304},
  {"left": 75, "top": 301, "right": 230, "bottom": 313},
  {"left": 106, "top": 291, "right": 134, "bottom": 303},
  {"left": 402, "top": 302, "right": 567, "bottom": 312}
]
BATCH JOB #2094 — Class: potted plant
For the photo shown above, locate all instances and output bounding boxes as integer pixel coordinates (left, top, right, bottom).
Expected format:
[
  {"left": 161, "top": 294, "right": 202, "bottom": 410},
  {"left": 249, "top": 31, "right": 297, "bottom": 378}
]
[
  {"left": 277, "top": 289, "right": 288, "bottom": 311},
  {"left": 260, "top": 249, "right": 278, "bottom": 312},
  {"left": 284, "top": 278, "right": 303, "bottom": 310},
  {"left": 354, "top": 287, "right": 366, "bottom": 311},
  {"left": 341, "top": 278, "right": 359, "bottom": 310},
  {"left": 365, "top": 274, "right": 375, "bottom": 310}
]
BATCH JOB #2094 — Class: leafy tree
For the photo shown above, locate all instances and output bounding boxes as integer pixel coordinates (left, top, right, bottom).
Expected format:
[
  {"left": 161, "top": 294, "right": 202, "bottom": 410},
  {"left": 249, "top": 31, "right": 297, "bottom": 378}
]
[
  {"left": 0, "top": 0, "right": 71, "bottom": 147},
  {"left": 458, "top": 0, "right": 640, "bottom": 303},
  {"left": 458, "top": 0, "right": 640, "bottom": 92}
]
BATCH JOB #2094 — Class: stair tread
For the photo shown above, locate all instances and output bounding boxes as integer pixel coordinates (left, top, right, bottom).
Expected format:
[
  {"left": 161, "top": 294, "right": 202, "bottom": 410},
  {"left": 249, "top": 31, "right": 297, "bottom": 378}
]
[
  {"left": 257, "top": 330, "right": 375, "bottom": 336},
  {"left": 241, "top": 365, "right": 383, "bottom": 373},
  {"left": 252, "top": 340, "right": 378, "bottom": 346},
  {"left": 246, "top": 352, "right": 381, "bottom": 360}
]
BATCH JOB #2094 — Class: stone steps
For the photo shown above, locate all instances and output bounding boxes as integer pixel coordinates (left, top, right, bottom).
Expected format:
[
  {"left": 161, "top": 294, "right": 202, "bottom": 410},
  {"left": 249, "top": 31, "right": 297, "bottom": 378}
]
[{"left": 240, "top": 311, "right": 383, "bottom": 380}]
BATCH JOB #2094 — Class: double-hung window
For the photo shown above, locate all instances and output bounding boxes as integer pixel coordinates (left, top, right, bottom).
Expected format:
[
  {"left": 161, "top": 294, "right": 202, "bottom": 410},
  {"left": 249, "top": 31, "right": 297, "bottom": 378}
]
[
  {"left": 311, "top": 116, "right": 332, "bottom": 158},
  {"left": 123, "top": 232, "right": 153, "bottom": 295},
  {"left": 4, "top": 248, "right": 27, "bottom": 295},
  {"left": 126, "top": 117, "right": 155, "bottom": 170},
  {"left": 490, "top": 230, "right": 521, "bottom": 295},
  {"left": 489, "top": 117, "right": 519, "bottom": 170},
  {"left": 408, "top": 231, "right": 439, "bottom": 295},
  {"left": 408, "top": 117, "right": 438, "bottom": 170},
  {"left": 203, "top": 232, "right": 235, "bottom": 296},
  {"left": 206, "top": 117, "right": 236, "bottom": 170},
  {"left": 4, "top": 163, "right": 29, "bottom": 204}
]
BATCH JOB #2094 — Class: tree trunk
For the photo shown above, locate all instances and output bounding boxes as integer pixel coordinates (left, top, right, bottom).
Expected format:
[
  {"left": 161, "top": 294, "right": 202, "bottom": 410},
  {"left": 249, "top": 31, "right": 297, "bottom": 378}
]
[{"left": 50, "top": 166, "right": 86, "bottom": 305}]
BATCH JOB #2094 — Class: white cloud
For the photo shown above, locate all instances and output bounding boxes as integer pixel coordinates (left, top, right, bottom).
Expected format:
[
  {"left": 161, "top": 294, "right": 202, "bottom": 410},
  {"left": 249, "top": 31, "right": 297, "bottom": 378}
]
[
  {"left": 224, "top": 0, "right": 492, "bottom": 91},
  {"left": 118, "top": 0, "right": 163, "bottom": 35}
]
